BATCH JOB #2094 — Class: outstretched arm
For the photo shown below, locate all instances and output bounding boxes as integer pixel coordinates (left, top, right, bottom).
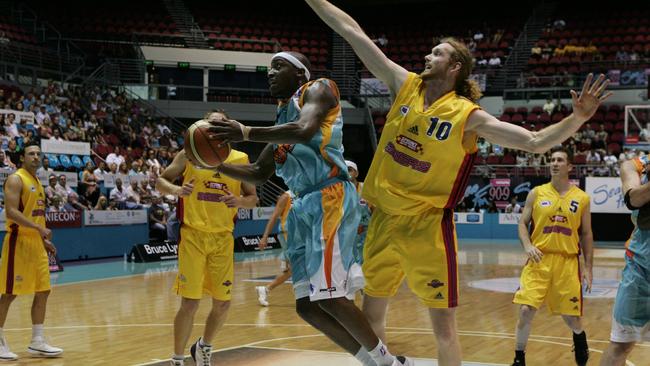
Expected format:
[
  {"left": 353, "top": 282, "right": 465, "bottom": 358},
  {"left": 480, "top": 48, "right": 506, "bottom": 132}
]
[
  {"left": 208, "top": 82, "right": 337, "bottom": 145},
  {"left": 217, "top": 144, "right": 276, "bottom": 185},
  {"left": 304, "top": 0, "right": 407, "bottom": 93},
  {"left": 467, "top": 74, "right": 612, "bottom": 153}
]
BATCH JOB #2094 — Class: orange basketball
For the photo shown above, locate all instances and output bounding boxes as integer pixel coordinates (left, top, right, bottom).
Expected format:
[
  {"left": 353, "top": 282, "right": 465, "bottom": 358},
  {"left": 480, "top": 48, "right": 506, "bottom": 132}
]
[{"left": 183, "top": 120, "right": 231, "bottom": 168}]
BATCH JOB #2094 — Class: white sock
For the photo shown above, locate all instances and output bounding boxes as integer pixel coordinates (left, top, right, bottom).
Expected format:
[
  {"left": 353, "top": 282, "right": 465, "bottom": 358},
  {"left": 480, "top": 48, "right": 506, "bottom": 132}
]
[
  {"left": 172, "top": 354, "right": 184, "bottom": 360},
  {"left": 368, "top": 339, "right": 394, "bottom": 366},
  {"left": 32, "top": 324, "right": 44, "bottom": 340},
  {"left": 572, "top": 328, "right": 584, "bottom": 334},
  {"left": 199, "top": 337, "right": 211, "bottom": 347},
  {"left": 0, "top": 327, "right": 4, "bottom": 338},
  {"left": 354, "top": 346, "right": 378, "bottom": 366},
  {"left": 515, "top": 321, "right": 532, "bottom": 351}
]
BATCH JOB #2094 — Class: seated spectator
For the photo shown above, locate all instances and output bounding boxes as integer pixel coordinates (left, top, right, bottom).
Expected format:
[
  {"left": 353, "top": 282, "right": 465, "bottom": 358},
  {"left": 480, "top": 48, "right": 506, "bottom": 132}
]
[
  {"left": 553, "top": 18, "right": 566, "bottom": 30},
  {"left": 47, "top": 196, "right": 65, "bottom": 212},
  {"left": 543, "top": 98, "right": 556, "bottom": 115},
  {"left": 82, "top": 162, "right": 97, "bottom": 184},
  {"left": 106, "top": 146, "right": 125, "bottom": 169},
  {"left": 64, "top": 192, "right": 88, "bottom": 211},
  {"left": 81, "top": 177, "right": 101, "bottom": 208},
  {"left": 93, "top": 161, "right": 109, "bottom": 182},
  {"left": 4, "top": 114, "right": 19, "bottom": 139},
  {"left": 94, "top": 195, "right": 109, "bottom": 210},
  {"left": 45, "top": 174, "right": 60, "bottom": 201},
  {"left": 586, "top": 149, "right": 601, "bottom": 164},
  {"left": 505, "top": 197, "right": 522, "bottom": 213},
  {"left": 109, "top": 177, "right": 128, "bottom": 209},
  {"left": 107, "top": 198, "right": 119, "bottom": 211},
  {"left": 0, "top": 150, "right": 16, "bottom": 169},
  {"left": 477, "top": 58, "right": 488, "bottom": 66},
  {"left": 488, "top": 56, "right": 502, "bottom": 67},
  {"left": 56, "top": 174, "right": 73, "bottom": 202},
  {"left": 477, "top": 137, "right": 491, "bottom": 157},
  {"left": 149, "top": 204, "right": 167, "bottom": 241},
  {"left": 516, "top": 151, "right": 528, "bottom": 166},
  {"left": 603, "top": 152, "right": 618, "bottom": 167},
  {"left": 473, "top": 30, "right": 484, "bottom": 42},
  {"left": 593, "top": 161, "right": 610, "bottom": 177},
  {"left": 371, "top": 34, "right": 388, "bottom": 48}
]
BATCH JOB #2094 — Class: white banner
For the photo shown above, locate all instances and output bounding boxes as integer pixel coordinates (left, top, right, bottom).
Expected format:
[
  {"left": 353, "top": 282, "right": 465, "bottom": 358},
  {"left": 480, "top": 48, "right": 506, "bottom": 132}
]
[
  {"left": 102, "top": 173, "right": 147, "bottom": 188},
  {"left": 360, "top": 78, "right": 390, "bottom": 95},
  {"left": 84, "top": 209, "right": 148, "bottom": 226},
  {"left": 41, "top": 139, "right": 90, "bottom": 156},
  {"left": 0, "top": 109, "right": 34, "bottom": 124},
  {"left": 499, "top": 213, "right": 522, "bottom": 225},
  {"left": 454, "top": 212, "right": 484, "bottom": 224},
  {"left": 252, "top": 206, "right": 276, "bottom": 220},
  {"left": 585, "top": 177, "right": 629, "bottom": 213},
  {"left": 37, "top": 170, "right": 78, "bottom": 188}
]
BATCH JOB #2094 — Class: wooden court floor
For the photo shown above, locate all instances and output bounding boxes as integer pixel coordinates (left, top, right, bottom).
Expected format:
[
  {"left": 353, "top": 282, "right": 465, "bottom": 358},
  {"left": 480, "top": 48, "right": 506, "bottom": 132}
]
[{"left": 0, "top": 243, "right": 647, "bottom": 365}]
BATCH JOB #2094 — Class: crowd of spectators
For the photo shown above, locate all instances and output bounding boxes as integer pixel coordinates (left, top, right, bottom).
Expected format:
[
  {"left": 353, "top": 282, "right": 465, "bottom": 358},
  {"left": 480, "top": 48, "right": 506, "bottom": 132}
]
[{"left": 0, "top": 81, "right": 186, "bottom": 240}]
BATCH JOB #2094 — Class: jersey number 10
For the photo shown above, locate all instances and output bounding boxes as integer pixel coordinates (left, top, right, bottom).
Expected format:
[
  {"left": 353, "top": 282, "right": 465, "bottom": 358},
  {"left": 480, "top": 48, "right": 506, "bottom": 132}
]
[{"left": 427, "top": 118, "right": 453, "bottom": 141}]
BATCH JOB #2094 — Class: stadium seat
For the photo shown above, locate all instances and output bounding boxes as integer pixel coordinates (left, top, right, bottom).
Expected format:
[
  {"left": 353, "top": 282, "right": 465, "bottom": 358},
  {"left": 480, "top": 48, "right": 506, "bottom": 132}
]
[
  {"left": 71, "top": 155, "right": 84, "bottom": 170},
  {"left": 82, "top": 156, "right": 93, "bottom": 166},
  {"left": 47, "top": 154, "right": 61, "bottom": 169},
  {"left": 59, "top": 155, "right": 73, "bottom": 171}
]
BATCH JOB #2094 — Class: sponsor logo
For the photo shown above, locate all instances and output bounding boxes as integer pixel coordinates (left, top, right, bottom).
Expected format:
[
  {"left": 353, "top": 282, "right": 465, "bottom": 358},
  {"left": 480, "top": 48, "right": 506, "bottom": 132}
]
[
  {"left": 45, "top": 211, "right": 79, "bottom": 222},
  {"left": 238, "top": 209, "right": 252, "bottom": 220},
  {"left": 204, "top": 181, "right": 228, "bottom": 190},
  {"left": 407, "top": 125, "right": 419, "bottom": 135},
  {"left": 197, "top": 192, "right": 224, "bottom": 202},
  {"left": 384, "top": 142, "right": 431, "bottom": 173},
  {"left": 15, "top": 275, "right": 22, "bottom": 282},
  {"left": 309, "top": 283, "right": 315, "bottom": 296},
  {"left": 273, "top": 144, "right": 295, "bottom": 164},
  {"left": 400, "top": 105, "right": 410, "bottom": 115},
  {"left": 31, "top": 209, "right": 45, "bottom": 217},
  {"left": 222, "top": 280, "right": 232, "bottom": 287},
  {"left": 380, "top": 346, "right": 386, "bottom": 356},
  {"left": 396, "top": 135, "right": 423, "bottom": 154},
  {"left": 542, "top": 225, "right": 573, "bottom": 236},
  {"left": 143, "top": 242, "right": 179, "bottom": 255},
  {"left": 427, "top": 279, "right": 444, "bottom": 288},
  {"left": 319, "top": 287, "right": 338, "bottom": 293},
  {"left": 435, "top": 292, "right": 445, "bottom": 300},
  {"left": 570, "top": 296, "right": 580, "bottom": 303},
  {"left": 30, "top": 185, "right": 36, "bottom": 192},
  {"left": 467, "top": 214, "right": 481, "bottom": 223},
  {"left": 550, "top": 215, "right": 567, "bottom": 223},
  {"left": 540, "top": 200, "right": 552, "bottom": 207},
  {"left": 241, "top": 235, "right": 277, "bottom": 247}
]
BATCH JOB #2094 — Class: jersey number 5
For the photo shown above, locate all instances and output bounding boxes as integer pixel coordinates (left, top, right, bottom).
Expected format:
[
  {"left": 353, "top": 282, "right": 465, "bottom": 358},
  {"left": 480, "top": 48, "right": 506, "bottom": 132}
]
[
  {"left": 569, "top": 200, "right": 579, "bottom": 213},
  {"left": 427, "top": 118, "right": 452, "bottom": 141}
]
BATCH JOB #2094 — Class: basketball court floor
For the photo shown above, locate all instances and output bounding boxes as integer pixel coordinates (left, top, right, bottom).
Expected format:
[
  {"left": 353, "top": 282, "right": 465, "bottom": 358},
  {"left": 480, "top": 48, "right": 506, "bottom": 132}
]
[{"left": 0, "top": 240, "right": 647, "bottom": 365}]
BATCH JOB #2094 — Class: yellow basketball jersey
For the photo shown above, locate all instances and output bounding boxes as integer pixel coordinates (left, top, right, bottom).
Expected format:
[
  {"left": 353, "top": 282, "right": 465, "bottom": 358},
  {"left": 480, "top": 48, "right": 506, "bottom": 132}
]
[
  {"left": 5, "top": 168, "right": 46, "bottom": 234},
  {"left": 530, "top": 182, "right": 590, "bottom": 255},
  {"left": 178, "top": 149, "right": 249, "bottom": 233},
  {"left": 362, "top": 72, "right": 480, "bottom": 215}
]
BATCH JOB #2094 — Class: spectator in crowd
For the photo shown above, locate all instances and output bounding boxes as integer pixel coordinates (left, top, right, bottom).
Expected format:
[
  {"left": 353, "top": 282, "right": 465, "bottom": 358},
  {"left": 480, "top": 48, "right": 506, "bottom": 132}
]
[
  {"left": 553, "top": 18, "right": 566, "bottom": 30},
  {"left": 488, "top": 55, "right": 502, "bottom": 67},
  {"left": 543, "top": 97, "right": 556, "bottom": 115},
  {"left": 145, "top": 149, "right": 162, "bottom": 176},
  {"left": 4, "top": 113, "right": 19, "bottom": 139},
  {"left": 81, "top": 162, "right": 97, "bottom": 184},
  {"left": 81, "top": 175, "right": 101, "bottom": 208},
  {"left": 516, "top": 151, "right": 528, "bottom": 167},
  {"left": 371, "top": 34, "right": 388, "bottom": 48},
  {"left": 5, "top": 140, "right": 21, "bottom": 167},
  {"left": 64, "top": 192, "right": 88, "bottom": 212},
  {"left": 586, "top": 149, "right": 601, "bottom": 164},
  {"left": 47, "top": 196, "right": 65, "bottom": 212},
  {"left": 477, "top": 137, "right": 491, "bottom": 157},
  {"left": 149, "top": 203, "right": 167, "bottom": 240},
  {"left": 109, "top": 177, "right": 127, "bottom": 209},
  {"left": 596, "top": 124, "right": 608, "bottom": 142},
  {"left": 36, "top": 156, "right": 53, "bottom": 176},
  {"left": 0, "top": 150, "right": 16, "bottom": 169},
  {"left": 44, "top": 174, "right": 60, "bottom": 202},
  {"left": 107, "top": 198, "right": 119, "bottom": 211},
  {"left": 93, "top": 161, "right": 109, "bottom": 182},
  {"left": 603, "top": 151, "right": 618, "bottom": 167},
  {"left": 49, "top": 128, "right": 64, "bottom": 141},
  {"left": 593, "top": 161, "right": 610, "bottom": 176},
  {"left": 128, "top": 161, "right": 142, "bottom": 176},
  {"left": 473, "top": 30, "right": 484, "bottom": 41},
  {"left": 35, "top": 106, "right": 50, "bottom": 125},
  {"left": 108, "top": 162, "right": 118, "bottom": 175},
  {"left": 118, "top": 162, "right": 129, "bottom": 175},
  {"left": 55, "top": 174, "right": 73, "bottom": 203},
  {"left": 505, "top": 197, "right": 522, "bottom": 213},
  {"left": 487, "top": 201, "right": 499, "bottom": 213},
  {"left": 125, "top": 179, "right": 142, "bottom": 205},
  {"left": 94, "top": 195, "right": 109, "bottom": 210},
  {"left": 106, "top": 146, "right": 125, "bottom": 169},
  {"left": 591, "top": 135, "right": 606, "bottom": 154}
]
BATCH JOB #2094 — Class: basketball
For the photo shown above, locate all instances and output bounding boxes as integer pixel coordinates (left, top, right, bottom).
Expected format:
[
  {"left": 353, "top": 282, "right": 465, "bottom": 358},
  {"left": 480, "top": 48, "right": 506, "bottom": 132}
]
[{"left": 183, "top": 120, "right": 230, "bottom": 168}]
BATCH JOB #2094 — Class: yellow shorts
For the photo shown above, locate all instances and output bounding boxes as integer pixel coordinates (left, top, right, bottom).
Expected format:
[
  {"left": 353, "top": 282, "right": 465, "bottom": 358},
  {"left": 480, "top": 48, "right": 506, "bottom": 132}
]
[
  {"left": 513, "top": 252, "right": 583, "bottom": 316},
  {"left": 363, "top": 207, "right": 458, "bottom": 308},
  {"left": 173, "top": 225, "right": 234, "bottom": 301},
  {"left": 0, "top": 229, "right": 50, "bottom": 295}
]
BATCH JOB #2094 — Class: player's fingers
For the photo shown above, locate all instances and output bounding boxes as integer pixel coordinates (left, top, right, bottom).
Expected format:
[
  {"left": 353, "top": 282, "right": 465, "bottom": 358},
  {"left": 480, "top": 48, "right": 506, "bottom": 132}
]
[
  {"left": 581, "top": 73, "right": 593, "bottom": 96},
  {"left": 570, "top": 89, "right": 578, "bottom": 104},
  {"left": 595, "top": 79, "right": 610, "bottom": 96},
  {"left": 599, "top": 91, "right": 614, "bottom": 102},
  {"left": 588, "top": 73, "right": 605, "bottom": 94}
]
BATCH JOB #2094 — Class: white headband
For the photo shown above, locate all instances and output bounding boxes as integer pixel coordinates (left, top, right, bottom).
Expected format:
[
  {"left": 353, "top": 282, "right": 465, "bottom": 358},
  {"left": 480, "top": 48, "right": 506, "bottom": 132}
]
[{"left": 272, "top": 52, "right": 311, "bottom": 81}]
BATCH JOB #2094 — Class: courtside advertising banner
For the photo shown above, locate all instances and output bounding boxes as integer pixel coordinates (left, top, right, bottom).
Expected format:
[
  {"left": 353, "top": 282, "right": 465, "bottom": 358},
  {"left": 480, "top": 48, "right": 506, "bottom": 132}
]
[
  {"left": 499, "top": 213, "right": 522, "bottom": 225},
  {"left": 84, "top": 209, "right": 148, "bottom": 226},
  {"left": 40, "top": 140, "right": 90, "bottom": 155},
  {"left": 454, "top": 212, "right": 484, "bottom": 224},
  {"left": 45, "top": 210, "right": 82, "bottom": 228},
  {"left": 585, "top": 177, "right": 630, "bottom": 213},
  {"left": 0, "top": 109, "right": 34, "bottom": 124}
]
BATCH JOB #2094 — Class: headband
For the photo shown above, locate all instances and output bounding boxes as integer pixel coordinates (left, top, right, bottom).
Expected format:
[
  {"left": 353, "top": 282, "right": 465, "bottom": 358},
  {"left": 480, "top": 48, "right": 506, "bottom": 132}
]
[{"left": 272, "top": 52, "right": 311, "bottom": 81}]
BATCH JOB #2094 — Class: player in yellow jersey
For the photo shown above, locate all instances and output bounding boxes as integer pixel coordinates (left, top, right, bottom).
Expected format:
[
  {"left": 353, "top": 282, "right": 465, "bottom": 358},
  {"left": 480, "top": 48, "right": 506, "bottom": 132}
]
[
  {"left": 511, "top": 146, "right": 593, "bottom": 366},
  {"left": 156, "top": 111, "right": 258, "bottom": 366},
  {"left": 0, "top": 144, "right": 62, "bottom": 360},
  {"left": 305, "top": 1, "right": 611, "bottom": 364},
  {"left": 255, "top": 191, "right": 292, "bottom": 306}
]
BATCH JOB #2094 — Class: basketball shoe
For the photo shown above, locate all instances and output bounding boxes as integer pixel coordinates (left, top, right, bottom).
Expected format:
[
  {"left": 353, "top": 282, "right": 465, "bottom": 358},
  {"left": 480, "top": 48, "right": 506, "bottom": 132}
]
[
  {"left": 392, "top": 356, "right": 414, "bottom": 366},
  {"left": 0, "top": 336, "right": 17, "bottom": 361},
  {"left": 27, "top": 337, "right": 63, "bottom": 357},
  {"left": 169, "top": 359, "right": 184, "bottom": 366},
  {"left": 511, "top": 350, "right": 525, "bottom": 365},
  {"left": 572, "top": 331, "right": 589, "bottom": 366},
  {"left": 256, "top": 286, "right": 269, "bottom": 306},
  {"left": 190, "top": 338, "right": 212, "bottom": 366}
]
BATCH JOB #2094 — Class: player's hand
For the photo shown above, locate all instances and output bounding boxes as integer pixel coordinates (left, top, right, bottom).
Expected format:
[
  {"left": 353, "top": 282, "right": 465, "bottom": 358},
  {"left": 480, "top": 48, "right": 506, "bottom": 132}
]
[
  {"left": 207, "top": 118, "right": 245, "bottom": 144},
  {"left": 524, "top": 244, "right": 544, "bottom": 263},
  {"left": 38, "top": 226, "right": 52, "bottom": 241},
  {"left": 176, "top": 179, "right": 194, "bottom": 197},
  {"left": 43, "top": 239, "right": 56, "bottom": 255},
  {"left": 583, "top": 269, "right": 593, "bottom": 293},
  {"left": 219, "top": 188, "right": 239, "bottom": 208},
  {"left": 258, "top": 236, "right": 269, "bottom": 250},
  {"left": 570, "top": 73, "right": 613, "bottom": 122}
]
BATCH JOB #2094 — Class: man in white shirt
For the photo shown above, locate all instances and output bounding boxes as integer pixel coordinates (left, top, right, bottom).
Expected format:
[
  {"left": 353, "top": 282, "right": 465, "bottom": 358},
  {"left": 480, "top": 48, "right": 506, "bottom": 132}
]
[
  {"left": 543, "top": 98, "right": 556, "bottom": 115},
  {"left": 35, "top": 106, "right": 50, "bottom": 125},
  {"left": 488, "top": 56, "right": 502, "bottom": 67},
  {"left": 55, "top": 174, "right": 73, "bottom": 203},
  {"left": 505, "top": 197, "right": 522, "bottom": 213},
  {"left": 109, "top": 177, "right": 128, "bottom": 209},
  {"left": 105, "top": 146, "right": 125, "bottom": 169}
]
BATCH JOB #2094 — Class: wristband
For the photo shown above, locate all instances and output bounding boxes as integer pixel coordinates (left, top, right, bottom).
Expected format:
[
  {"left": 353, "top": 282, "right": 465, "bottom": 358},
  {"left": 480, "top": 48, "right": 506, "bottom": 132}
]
[
  {"left": 242, "top": 126, "right": 252, "bottom": 141},
  {"left": 624, "top": 189, "right": 641, "bottom": 210}
]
